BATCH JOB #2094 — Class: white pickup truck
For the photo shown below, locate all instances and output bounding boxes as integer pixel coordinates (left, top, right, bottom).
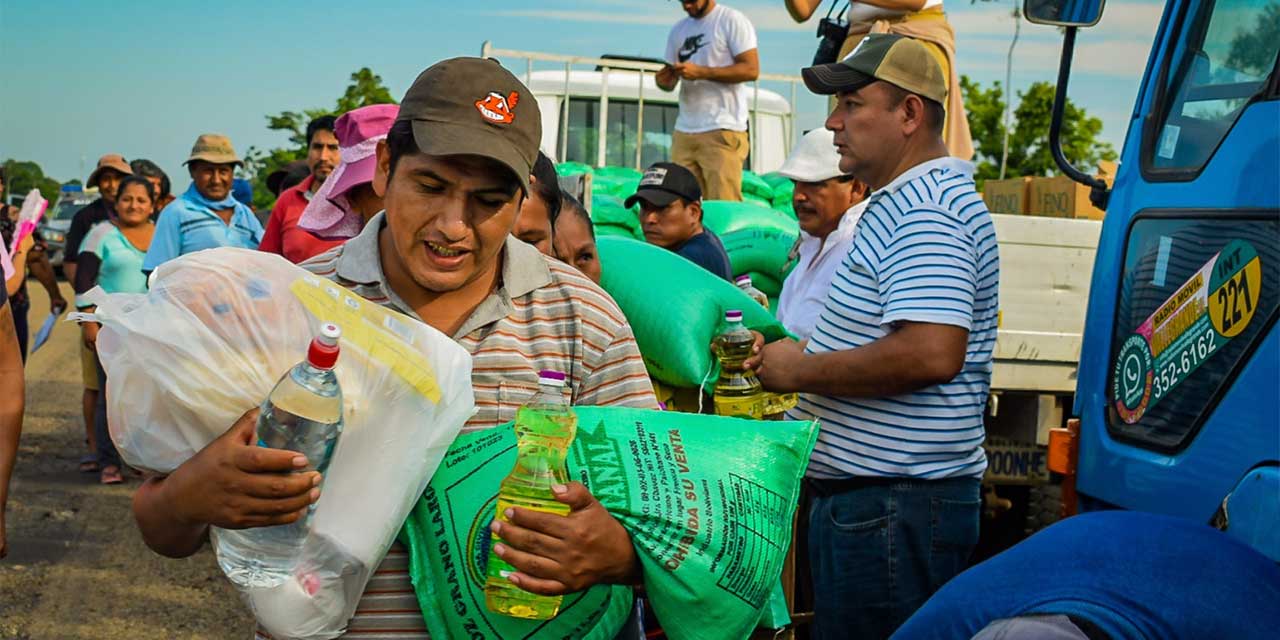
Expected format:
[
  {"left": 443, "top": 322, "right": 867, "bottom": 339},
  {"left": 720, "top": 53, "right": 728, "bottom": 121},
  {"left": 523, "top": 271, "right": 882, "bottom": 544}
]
[
  {"left": 484, "top": 42, "right": 1103, "bottom": 543},
  {"left": 481, "top": 42, "right": 800, "bottom": 174}
]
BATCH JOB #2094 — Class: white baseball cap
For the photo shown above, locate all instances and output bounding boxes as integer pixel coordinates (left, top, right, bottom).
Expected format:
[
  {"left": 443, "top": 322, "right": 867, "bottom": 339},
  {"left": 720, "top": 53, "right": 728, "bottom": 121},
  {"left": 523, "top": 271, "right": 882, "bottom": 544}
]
[{"left": 776, "top": 128, "right": 846, "bottom": 183}]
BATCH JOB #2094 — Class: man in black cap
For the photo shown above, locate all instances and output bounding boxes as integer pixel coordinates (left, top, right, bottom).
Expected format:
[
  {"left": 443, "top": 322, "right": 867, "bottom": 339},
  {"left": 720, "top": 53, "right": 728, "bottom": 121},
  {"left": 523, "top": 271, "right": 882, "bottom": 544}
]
[
  {"left": 626, "top": 161, "right": 733, "bottom": 281},
  {"left": 132, "top": 57, "right": 656, "bottom": 638}
]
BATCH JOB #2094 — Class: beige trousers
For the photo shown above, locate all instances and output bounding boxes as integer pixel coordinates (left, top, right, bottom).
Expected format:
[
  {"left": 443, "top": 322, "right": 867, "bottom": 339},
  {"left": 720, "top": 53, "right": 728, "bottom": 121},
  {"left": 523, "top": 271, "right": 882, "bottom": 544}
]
[{"left": 671, "top": 129, "right": 750, "bottom": 201}]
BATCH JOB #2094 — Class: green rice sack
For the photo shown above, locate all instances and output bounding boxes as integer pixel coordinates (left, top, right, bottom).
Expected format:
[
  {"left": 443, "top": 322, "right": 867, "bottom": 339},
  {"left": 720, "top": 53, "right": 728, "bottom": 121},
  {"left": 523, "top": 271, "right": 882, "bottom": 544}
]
[
  {"left": 702, "top": 201, "right": 799, "bottom": 238},
  {"left": 759, "top": 172, "right": 791, "bottom": 192},
  {"left": 556, "top": 161, "right": 594, "bottom": 177},
  {"left": 399, "top": 406, "right": 819, "bottom": 640},
  {"left": 720, "top": 228, "right": 798, "bottom": 285},
  {"left": 590, "top": 194, "right": 644, "bottom": 241},
  {"left": 741, "top": 171, "right": 775, "bottom": 203},
  {"left": 593, "top": 166, "right": 643, "bottom": 199},
  {"left": 760, "top": 174, "right": 796, "bottom": 218},
  {"left": 596, "top": 236, "right": 790, "bottom": 389},
  {"left": 745, "top": 271, "right": 783, "bottom": 299}
]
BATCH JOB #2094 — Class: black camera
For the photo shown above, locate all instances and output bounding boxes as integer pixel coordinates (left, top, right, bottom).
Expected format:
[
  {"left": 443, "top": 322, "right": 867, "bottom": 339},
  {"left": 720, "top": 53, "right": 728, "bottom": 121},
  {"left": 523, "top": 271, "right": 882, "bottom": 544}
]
[{"left": 813, "top": 5, "right": 850, "bottom": 66}]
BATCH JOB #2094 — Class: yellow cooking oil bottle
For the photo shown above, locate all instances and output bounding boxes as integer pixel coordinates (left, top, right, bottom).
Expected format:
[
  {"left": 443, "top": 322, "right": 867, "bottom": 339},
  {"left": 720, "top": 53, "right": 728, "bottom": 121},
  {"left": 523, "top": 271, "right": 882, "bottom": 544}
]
[
  {"left": 713, "top": 310, "right": 767, "bottom": 419},
  {"left": 484, "top": 369, "right": 577, "bottom": 619}
]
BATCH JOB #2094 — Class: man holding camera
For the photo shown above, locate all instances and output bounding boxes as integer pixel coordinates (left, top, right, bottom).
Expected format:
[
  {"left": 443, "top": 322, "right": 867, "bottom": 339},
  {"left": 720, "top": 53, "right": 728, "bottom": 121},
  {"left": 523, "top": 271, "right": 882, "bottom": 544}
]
[{"left": 657, "top": 0, "right": 759, "bottom": 201}]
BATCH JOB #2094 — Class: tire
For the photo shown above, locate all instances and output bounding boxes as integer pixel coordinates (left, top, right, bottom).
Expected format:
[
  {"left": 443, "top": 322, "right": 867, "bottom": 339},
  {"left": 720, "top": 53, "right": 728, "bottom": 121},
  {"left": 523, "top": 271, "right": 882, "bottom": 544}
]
[{"left": 1024, "top": 483, "right": 1064, "bottom": 536}]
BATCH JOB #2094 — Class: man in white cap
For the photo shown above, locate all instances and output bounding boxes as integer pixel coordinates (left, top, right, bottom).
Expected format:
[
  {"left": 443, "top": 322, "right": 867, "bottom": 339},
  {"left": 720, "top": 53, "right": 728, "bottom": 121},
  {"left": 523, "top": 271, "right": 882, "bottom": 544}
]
[{"left": 774, "top": 129, "right": 867, "bottom": 341}]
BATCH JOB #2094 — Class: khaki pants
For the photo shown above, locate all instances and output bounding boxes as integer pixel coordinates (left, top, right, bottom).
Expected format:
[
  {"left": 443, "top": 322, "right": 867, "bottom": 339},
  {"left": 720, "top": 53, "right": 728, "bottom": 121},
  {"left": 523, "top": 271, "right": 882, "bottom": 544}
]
[{"left": 671, "top": 129, "right": 750, "bottom": 201}]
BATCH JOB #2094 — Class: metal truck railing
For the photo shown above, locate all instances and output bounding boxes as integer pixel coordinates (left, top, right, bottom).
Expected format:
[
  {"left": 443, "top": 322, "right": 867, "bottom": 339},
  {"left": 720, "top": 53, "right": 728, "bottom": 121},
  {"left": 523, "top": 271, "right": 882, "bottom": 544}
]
[{"left": 480, "top": 41, "right": 802, "bottom": 171}]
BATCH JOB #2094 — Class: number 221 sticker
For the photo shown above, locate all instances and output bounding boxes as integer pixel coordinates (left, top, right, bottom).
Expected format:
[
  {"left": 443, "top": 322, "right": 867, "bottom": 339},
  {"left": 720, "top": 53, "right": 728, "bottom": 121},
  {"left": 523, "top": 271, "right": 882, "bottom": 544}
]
[{"left": 1113, "top": 239, "right": 1262, "bottom": 424}]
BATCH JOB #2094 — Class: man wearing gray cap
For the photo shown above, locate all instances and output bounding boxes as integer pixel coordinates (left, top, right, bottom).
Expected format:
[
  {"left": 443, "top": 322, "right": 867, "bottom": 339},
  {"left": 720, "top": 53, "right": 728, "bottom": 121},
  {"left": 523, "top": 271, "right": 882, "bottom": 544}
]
[
  {"left": 773, "top": 128, "right": 868, "bottom": 341},
  {"left": 748, "top": 33, "right": 1000, "bottom": 638},
  {"left": 132, "top": 58, "right": 656, "bottom": 638}
]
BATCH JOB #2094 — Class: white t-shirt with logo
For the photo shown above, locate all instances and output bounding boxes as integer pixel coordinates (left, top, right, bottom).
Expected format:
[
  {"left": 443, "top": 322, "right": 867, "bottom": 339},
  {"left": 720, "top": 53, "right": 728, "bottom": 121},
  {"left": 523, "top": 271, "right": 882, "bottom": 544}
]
[{"left": 664, "top": 4, "right": 759, "bottom": 133}]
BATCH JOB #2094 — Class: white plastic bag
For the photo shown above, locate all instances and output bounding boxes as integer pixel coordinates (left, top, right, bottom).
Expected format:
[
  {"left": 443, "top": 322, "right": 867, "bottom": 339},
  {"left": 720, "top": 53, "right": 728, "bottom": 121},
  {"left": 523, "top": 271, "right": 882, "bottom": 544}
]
[{"left": 84, "top": 247, "right": 475, "bottom": 639}]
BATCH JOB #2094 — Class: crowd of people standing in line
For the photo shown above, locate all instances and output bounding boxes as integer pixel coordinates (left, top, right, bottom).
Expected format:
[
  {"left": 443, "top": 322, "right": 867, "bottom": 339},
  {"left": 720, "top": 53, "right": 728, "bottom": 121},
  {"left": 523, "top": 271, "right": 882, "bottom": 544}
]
[{"left": 0, "top": 1, "right": 1000, "bottom": 638}]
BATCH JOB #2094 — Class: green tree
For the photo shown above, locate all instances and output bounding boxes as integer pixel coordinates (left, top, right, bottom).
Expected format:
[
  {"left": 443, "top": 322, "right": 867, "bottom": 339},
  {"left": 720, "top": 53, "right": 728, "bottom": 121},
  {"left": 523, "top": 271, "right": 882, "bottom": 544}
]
[
  {"left": 2, "top": 159, "right": 64, "bottom": 205},
  {"left": 1226, "top": 2, "right": 1280, "bottom": 77},
  {"left": 243, "top": 68, "right": 397, "bottom": 210},
  {"left": 962, "top": 76, "right": 1117, "bottom": 186}
]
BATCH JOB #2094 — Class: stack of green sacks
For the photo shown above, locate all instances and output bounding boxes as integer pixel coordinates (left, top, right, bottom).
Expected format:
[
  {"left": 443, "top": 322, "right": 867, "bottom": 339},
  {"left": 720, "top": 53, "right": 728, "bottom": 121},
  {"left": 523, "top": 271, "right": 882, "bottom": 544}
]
[
  {"left": 590, "top": 194, "right": 644, "bottom": 241},
  {"left": 596, "top": 236, "right": 791, "bottom": 391},
  {"left": 591, "top": 166, "right": 643, "bottom": 201},
  {"left": 555, "top": 161, "right": 594, "bottom": 177},
  {"left": 761, "top": 172, "right": 795, "bottom": 218},
  {"left": 701, "top": 200, "right": 799, "bottom": 293},
  {"left": 741, "top": 170, "right": 775, "bottom": 208}
]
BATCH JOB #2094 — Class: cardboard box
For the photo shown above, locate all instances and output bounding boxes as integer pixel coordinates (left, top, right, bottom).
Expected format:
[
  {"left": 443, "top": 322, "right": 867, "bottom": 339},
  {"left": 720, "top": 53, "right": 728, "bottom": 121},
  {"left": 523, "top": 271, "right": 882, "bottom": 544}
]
[
  {"left": 982, "top": 177, "right": 1031, "bottom": 214},
  {"left": 1028, "top": 175, "right": 1106, "bottom": 220}
]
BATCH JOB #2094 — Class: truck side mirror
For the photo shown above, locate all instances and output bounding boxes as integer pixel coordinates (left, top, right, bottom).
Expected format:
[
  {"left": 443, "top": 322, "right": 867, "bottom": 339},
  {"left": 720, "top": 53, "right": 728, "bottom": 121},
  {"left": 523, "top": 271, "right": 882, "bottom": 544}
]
[{"left": 1024, "top": 0, "right": 1106, "bottom": 27}]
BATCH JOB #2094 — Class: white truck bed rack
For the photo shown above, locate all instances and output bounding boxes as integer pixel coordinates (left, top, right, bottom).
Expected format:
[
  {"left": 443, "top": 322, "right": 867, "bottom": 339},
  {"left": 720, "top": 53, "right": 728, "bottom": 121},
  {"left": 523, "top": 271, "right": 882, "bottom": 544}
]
[{"left": 480, "top": 41, "right": 803, "bottom": 172}]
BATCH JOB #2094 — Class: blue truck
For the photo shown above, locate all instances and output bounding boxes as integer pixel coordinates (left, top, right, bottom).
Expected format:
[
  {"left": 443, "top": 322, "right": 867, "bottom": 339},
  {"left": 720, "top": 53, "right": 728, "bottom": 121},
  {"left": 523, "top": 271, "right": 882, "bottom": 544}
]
[
  {"left": 888, "top": 1, "right": 1279, "bottom": 635},
  {"left": 1031, "top": 0, "right": 1279, "bottom": 561}
]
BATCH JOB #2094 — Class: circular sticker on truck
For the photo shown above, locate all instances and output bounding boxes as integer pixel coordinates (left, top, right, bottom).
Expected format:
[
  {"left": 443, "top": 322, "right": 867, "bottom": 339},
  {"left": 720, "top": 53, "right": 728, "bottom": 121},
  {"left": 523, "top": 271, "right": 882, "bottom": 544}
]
[
  {"left": 1208, "top": 239, "right": 1262, "bottom": 338},
  {"left": 1113, "top": 334, "right": 1154, "bottom": 424}
]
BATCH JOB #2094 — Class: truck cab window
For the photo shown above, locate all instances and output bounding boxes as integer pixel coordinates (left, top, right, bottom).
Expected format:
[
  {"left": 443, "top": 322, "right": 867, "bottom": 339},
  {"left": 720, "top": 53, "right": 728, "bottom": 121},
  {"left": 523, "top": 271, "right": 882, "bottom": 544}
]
[{"left": 1146, "top": 0, "right": 1280, "bottom": 174}]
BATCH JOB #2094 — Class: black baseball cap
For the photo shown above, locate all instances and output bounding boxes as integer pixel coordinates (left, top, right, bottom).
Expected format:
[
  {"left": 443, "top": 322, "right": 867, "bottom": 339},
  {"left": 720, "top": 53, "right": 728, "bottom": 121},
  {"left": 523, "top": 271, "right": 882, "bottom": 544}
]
[
  {"left": 397, "top": 57, "right": 542, "bottom": 194},
  {"left": 624, "top": 162, "right": 702, "bottom": 209}
]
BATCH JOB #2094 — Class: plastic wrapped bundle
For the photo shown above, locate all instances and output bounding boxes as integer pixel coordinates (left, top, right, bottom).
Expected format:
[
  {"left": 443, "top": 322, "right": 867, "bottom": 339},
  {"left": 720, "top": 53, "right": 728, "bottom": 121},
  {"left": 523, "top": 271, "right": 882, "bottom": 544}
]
[{"left": 82, "top": 247, "right": 475, "bottom": 640}]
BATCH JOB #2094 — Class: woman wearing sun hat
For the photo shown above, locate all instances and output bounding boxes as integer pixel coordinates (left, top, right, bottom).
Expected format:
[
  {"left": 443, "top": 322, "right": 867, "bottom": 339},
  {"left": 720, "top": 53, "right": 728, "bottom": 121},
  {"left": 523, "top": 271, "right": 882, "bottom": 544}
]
[{"left": 288, "top": 104, "right": 399, "bottom": 259}]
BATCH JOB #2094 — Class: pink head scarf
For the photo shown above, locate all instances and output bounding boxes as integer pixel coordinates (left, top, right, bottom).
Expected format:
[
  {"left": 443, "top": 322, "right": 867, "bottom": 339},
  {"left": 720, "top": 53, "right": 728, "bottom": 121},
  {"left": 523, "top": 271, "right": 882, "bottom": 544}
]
[{"left": 298, "top": 104, "right": 398, "bottom": 239}]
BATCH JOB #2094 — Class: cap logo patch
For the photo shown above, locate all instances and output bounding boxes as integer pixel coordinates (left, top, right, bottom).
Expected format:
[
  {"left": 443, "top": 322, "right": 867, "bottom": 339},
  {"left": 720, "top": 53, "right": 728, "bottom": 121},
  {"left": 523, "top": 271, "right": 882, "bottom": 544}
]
[
  {"left": 475, "top": 91, "right": 519, "bottom": 125},
  {"left": 640, "top": 168, "right": 668, "bottom": 186}
]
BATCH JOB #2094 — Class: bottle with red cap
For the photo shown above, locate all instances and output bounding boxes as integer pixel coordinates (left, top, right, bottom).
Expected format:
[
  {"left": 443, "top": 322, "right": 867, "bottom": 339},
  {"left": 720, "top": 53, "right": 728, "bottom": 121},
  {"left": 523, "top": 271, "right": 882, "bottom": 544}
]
[
  {"left": 485, "top": 370, "right": 578, "bottom": 619},
  {"left": 215, "top": 322, "right": 345, "bottom": 588}
]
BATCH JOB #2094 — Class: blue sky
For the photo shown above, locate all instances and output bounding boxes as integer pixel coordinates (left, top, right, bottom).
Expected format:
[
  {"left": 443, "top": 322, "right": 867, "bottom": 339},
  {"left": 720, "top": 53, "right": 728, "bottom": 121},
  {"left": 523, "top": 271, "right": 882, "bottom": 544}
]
[{"left": 0, "top": 0, "right": 1165, "bottom": 189}]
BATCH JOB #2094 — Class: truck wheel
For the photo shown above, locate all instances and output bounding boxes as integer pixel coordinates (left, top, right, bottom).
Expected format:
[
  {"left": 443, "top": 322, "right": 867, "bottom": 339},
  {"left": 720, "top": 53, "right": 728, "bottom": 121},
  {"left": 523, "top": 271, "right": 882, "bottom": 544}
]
[{"left": 1024, "top": 484, "right": 1063, "bottom": 535}]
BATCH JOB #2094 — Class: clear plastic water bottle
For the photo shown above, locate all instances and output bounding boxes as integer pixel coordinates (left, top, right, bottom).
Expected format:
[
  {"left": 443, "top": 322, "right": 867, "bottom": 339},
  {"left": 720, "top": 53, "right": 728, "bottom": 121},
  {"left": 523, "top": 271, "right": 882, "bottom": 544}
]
[
  {"left": 485, "top": 370, "right": 577, "bottom": 619},
  {"left": 215, "top": 322, "right": 344, "bottom": 589},
  {"left": 735, "top": 274, "right": 770, "bottom": 311}
]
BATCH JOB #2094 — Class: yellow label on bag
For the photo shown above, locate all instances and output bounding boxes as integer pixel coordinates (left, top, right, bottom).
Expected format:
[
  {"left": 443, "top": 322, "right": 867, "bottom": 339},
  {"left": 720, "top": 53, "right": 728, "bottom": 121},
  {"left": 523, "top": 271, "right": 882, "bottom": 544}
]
[{"left": 290, "top": 277, "right": 441, "bottom": 402}]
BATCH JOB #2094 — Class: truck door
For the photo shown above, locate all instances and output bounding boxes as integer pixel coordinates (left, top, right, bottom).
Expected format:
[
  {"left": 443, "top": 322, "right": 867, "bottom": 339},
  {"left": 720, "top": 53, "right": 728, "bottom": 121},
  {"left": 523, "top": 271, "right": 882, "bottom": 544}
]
[{"left": 1074, "top": 0, "right": 1280, "bottom": 521}]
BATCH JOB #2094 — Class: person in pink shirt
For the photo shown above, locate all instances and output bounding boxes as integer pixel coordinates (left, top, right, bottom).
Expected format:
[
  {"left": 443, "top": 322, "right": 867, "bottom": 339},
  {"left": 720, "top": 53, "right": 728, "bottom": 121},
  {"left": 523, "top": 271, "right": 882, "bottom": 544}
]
[
  {"left": 258, "top": 116, "right": 342, "bottom": 263},
  {"left": 292, "top": 104, "right": 399, "bottom": 251}
]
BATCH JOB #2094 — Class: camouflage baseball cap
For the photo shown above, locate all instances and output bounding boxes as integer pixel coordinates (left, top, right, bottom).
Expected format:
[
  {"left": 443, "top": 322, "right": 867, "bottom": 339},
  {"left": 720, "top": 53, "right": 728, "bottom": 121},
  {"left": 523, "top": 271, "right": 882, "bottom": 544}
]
[
  {"left": 802, "top": 33, "right": 947, "bottom": 105},
  {"left": 396, "top": 57, "right": 542, "bottom": 194}
]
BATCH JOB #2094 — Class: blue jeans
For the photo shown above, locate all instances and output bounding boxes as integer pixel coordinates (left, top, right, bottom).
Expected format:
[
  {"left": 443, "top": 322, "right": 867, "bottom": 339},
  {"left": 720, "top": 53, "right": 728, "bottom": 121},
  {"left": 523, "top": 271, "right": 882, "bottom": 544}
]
[{"left": 808, "top": 476, "right": 981, "bottom": 640}]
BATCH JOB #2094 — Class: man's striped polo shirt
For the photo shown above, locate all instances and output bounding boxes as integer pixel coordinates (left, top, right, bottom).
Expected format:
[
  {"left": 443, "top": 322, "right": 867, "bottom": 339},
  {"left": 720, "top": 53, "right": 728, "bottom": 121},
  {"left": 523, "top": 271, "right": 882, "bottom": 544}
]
[{"left": 788, "top": 157, "right": 999, "bottom": 481}]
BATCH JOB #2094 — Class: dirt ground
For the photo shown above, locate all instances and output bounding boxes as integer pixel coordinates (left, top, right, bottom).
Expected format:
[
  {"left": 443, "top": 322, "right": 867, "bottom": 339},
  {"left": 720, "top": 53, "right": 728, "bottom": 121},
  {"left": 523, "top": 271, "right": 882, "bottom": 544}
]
[{"left": 1, "top": 281, "right": 255, "bottom": 639}]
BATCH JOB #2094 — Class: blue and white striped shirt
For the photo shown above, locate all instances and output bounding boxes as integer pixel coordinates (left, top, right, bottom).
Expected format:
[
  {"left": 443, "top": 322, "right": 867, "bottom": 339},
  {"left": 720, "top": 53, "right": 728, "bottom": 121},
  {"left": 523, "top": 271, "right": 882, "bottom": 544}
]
[{"left": 789, "top": 157, "right": 999, "bottom": 480}]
